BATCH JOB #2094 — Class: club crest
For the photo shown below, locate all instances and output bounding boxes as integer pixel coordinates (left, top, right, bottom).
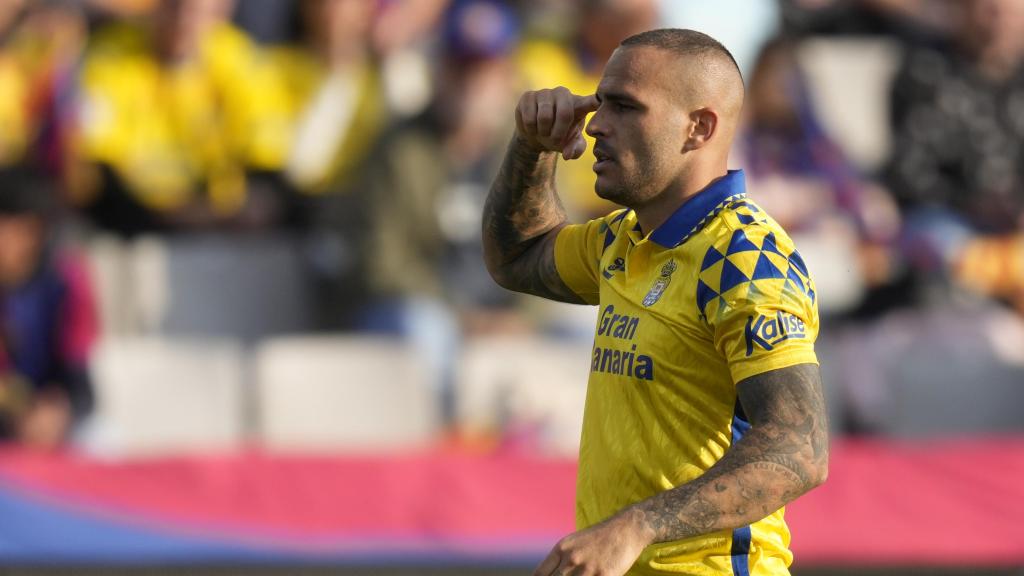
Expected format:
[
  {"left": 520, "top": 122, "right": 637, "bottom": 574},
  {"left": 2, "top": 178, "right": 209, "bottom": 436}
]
[{"left": 643, "top": 259, "right": 677, "bottom": 307}]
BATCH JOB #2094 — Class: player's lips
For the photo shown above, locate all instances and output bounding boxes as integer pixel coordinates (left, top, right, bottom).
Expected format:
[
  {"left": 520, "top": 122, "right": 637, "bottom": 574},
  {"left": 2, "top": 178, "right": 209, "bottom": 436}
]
[{"left": 593, "top": 143, "right": 615, "bottom": 172}]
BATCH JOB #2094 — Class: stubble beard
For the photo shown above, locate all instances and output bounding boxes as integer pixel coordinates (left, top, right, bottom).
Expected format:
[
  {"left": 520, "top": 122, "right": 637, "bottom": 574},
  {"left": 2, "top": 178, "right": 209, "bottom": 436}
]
[
  {"left": 594, "top": 177, "right": 632, "bottom": 207},
  {"left": 594, "top": 157, "right": 662, "bottom": 209}
]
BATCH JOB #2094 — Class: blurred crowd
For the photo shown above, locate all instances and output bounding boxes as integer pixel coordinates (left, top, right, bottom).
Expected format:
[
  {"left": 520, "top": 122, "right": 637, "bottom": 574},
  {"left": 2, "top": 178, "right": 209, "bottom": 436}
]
[{"left": 2, "top": 0, "right": 1024, "bottom": 451}]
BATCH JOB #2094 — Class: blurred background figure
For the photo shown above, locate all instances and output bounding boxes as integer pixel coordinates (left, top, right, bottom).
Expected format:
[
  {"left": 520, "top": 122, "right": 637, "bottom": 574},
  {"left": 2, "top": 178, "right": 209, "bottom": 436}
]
[
  {"left": 0, "top": 166, "right": 96, "bottom": 449},
  {"left": 886, "top": 0, "right": 1024, "bottom": 312},
  {"left": 263, "top": 0, "right": 386, "bottom": 334},
  {"left": 282, "top": 0, "right": 386, "bottom": 196},
  {"left": 277, "top": 0, "right": 470, "bottom": 338},
  {"left": 74, "top": 0, "right": 294, "bottom": 235},
  {"left": 740, "top": 37, "right": 901, "bottom": 318},
  {"left": 769, "top": 0, "right": 1024, "bottom": 436},
  {"left": 289, "top": 0, "right": 397, "bottom": 331},
  {"left": 328, "top": 0, "right": 524, "bottom": 422}
]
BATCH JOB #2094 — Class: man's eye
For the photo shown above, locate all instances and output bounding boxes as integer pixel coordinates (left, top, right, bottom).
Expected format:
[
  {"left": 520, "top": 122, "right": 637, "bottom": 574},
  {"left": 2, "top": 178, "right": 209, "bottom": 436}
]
[{"left": 614, "top": 102, "right": 634, "bottom": 111}]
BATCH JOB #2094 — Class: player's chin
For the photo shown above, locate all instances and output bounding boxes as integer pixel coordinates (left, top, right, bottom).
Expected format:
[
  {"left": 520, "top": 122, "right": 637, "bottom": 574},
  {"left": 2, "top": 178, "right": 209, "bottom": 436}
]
[{"left": 594, "top": 180, "right": 626, "bottom": 203}]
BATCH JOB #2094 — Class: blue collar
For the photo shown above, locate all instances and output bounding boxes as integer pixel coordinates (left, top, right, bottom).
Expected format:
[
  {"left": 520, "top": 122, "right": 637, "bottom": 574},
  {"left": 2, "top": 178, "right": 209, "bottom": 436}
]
[{"left": 649, "top": 169, "right": 747, "bottom": 248}]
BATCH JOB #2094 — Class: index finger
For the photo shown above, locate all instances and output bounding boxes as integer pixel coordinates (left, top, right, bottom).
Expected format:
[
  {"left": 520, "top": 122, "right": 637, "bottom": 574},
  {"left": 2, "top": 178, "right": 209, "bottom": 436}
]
[{"left": 573, "top": 94, "right": 599, "bottom": 118}]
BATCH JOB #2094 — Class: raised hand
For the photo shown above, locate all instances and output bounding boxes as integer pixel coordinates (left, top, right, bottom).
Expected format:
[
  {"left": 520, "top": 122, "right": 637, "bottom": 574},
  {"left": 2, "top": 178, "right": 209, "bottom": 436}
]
[{"left": 515, "top": 87, "right": 599, "bottom": 161}]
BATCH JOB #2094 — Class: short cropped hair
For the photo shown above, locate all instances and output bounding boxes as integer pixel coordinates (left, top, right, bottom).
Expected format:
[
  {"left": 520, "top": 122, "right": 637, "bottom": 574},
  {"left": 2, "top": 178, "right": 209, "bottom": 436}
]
[{"left": 620, "top": 28, "right": 742, "bottom": 81}]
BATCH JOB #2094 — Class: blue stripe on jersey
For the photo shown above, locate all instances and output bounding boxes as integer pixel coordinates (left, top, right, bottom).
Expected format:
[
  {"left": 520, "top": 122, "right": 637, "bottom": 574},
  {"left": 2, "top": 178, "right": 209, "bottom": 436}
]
[
  {"left": 603, "top": 228, "right": 615, "bottom": 252},
  {"left": 731, "top": 526, "right": 752, "bottom": 576},
  {"left": 731, "top": 400, "right": 751, "bottom": 444},
  {"left": 730, "top": 399, "right": 752, "bottom": 575}
]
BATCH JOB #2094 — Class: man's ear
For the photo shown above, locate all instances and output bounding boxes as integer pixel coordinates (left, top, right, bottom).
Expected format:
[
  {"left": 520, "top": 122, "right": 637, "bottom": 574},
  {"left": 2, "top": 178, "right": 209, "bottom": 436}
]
[{"left": 683, "top": 108, "right": 719, "bottom": 152}]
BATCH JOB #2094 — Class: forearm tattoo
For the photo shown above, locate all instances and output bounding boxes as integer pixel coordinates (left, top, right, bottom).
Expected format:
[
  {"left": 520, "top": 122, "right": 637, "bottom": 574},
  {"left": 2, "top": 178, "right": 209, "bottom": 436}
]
[
  {"left": 482, "top": 136, "right": 583, "bottom": 303},
  {"left": 632, "top": 363, "right": 829, "bottom": 543}
]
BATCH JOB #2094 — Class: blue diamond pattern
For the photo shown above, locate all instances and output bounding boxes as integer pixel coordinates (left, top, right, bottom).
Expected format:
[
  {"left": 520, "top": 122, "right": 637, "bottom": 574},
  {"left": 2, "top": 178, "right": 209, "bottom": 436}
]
[
  {"left": 760, "top": 232, "right": 784, "bottom": 256},
  {"left": 696, "top": 279, "right": 718, "bottom": 313},
  {"left": 696, "top": 208, "right": 817, "bottom": 318},
  {"left": 720, "top": 259, "right": 750, "bottom": 293},
  {"left": 726, "top": 229, "right": 761, "bottom": 255},
  {"left": 788, "top": 250, "right": 809, "bottom": 277},
  {"left": 752, "top": 252, "right": 786, "bottom": 280},
  {"left": 701, "top": 246, "right": 724, "bottom": 271}
]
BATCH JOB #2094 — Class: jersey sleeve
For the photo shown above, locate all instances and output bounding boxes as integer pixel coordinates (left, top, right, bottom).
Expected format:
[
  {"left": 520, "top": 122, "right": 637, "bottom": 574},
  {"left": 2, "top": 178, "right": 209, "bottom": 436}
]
[
  {"left": 553, "top": 210, "right": 626, "bottom": 306},
  {"left": 697, "top": 224, "right": 820, "bottom": 383}
]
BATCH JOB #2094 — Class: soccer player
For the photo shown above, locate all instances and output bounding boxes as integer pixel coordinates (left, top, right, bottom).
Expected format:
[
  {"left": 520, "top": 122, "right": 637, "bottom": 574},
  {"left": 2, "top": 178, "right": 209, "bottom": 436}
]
[{"left": 482, "top": 29, "right": 829, "bottom": 575}]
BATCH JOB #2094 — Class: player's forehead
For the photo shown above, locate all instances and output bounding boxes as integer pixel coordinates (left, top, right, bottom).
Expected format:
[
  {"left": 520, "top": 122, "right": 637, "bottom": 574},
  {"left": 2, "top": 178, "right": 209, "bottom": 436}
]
[{"left": 597, "top": 45, "right": 678, "bottom": 101}]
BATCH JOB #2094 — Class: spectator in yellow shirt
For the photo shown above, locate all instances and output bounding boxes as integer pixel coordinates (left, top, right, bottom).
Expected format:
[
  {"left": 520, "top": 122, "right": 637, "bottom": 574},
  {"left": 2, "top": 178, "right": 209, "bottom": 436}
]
[{"left": 75, "top": 0, "right": 296, "bottom": 234}]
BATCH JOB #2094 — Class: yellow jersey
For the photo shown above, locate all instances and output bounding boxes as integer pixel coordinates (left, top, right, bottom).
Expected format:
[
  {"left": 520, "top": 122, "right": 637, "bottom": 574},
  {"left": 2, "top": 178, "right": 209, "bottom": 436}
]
[{"left": 554, "top": 170, "right": 819, "bottom": 575}]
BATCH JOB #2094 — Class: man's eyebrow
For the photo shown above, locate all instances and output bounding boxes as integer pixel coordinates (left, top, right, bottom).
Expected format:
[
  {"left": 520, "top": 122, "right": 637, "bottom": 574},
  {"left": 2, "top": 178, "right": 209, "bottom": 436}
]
[{"left": 595, "top": 90, "right": 642, "bottom": 105}]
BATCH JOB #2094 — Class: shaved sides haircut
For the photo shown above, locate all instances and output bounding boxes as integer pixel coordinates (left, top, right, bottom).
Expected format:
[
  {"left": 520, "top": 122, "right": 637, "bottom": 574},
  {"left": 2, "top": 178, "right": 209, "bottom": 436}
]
[{"left": 621, "top": 28, "right": 743, "bottom": 86}]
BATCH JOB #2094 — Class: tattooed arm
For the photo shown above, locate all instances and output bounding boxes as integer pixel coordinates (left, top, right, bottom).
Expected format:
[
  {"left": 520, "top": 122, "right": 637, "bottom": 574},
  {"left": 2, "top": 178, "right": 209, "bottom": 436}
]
[
  {"left": 482, "top": 87, "right": 598, "bottom": 303},
  {"left": 482, "top": 136, "right": 578, "bottom": 302},
  {"left": 630, "top": 363, "right": 829, "bottom": 540},
  {"left": 533, "top": 363, "right": 829, "bottom": 576}
]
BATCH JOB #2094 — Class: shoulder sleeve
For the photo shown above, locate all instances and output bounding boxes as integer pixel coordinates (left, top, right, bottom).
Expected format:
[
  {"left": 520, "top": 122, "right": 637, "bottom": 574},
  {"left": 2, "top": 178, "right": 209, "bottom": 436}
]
[
  {"left": 553, "top": 210, "right": 626, "bottom": 306},
  {"left": 697, "top": 223, "right": 820, "bottom": 383}
]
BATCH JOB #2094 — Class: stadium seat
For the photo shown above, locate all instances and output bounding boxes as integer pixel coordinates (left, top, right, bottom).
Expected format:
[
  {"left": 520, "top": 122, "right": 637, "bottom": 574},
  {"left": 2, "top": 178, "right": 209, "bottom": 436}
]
[
  {"left": 129, "top": 233, "right": 316, "bottom": 342},
  {"left": 456, "top": 335, "right": 592, "bottom": 456},
  {"left": 254, "top": 336, "right": 440, "bottom": 452},
  {"left": 126, "top": 235, "right": 170, "bottom": 334},
  {"left": 883, "top": 306, "right": 1024, "bottom": 437},
  {"left": 89, "top": 337, "right": 246, "bottom": 456},
  {"left": 831, "top": 304, "right": 1024, "bottom": 436},
  {"left": 86, "top": 234, "right": 139, "bottom": 337}
]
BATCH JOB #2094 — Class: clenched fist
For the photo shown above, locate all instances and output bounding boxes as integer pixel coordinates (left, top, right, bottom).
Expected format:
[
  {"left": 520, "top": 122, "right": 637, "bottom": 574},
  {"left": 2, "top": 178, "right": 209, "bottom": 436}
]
[{"left": 515, "top": 87, "right": 599, "bottom": 161}]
